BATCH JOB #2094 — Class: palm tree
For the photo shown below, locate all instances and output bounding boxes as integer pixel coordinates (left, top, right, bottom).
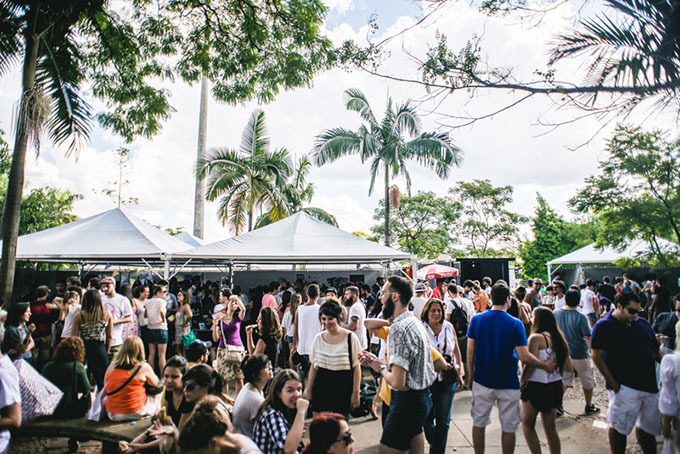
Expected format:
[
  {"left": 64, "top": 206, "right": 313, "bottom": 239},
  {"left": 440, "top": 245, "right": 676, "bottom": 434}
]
[
  {"left": 254, "top": 154, "right": 338, "bottom": 229},
  {"left": 198, "top": 109, "right": 292, "bottom": 235},
  {"left": 312, "top": 88, "right": 463, "bottom": 247},
  {"left": 551, "top": 0, "right": 680, "bottom": 107}
]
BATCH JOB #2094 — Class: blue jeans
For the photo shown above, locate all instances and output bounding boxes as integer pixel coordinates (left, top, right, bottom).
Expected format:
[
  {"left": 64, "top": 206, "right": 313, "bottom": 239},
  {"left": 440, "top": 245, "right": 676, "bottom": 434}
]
[{"left": 424, "top": 380, "right": 457, "bottom": 454}]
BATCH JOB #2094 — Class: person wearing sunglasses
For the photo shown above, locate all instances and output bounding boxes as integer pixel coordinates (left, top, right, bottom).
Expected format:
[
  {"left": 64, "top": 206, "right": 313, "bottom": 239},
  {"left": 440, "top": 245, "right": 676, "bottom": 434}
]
[
  {"left": 182, "top": 364, "right": 232, "bottom": 408},
  {"left": 302, "top": 412, "right": 354, "bottom": 454},
  {"left": 591, "top": 292, "right": 663, "bottom": 454}
]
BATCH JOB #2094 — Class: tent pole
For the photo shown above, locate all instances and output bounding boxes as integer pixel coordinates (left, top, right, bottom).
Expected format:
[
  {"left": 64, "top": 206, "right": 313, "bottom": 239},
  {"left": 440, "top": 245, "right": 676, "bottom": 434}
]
[
  {"left": 547, "top": 263, "right": 552, "bottom": 283},
  {"left": 228, "top": 261, "right": 233, "bottom": 289},
  {"left": 410, "top": 257, "right": 418, "bottom": 286},
  {"left": 163, "top": 259, "right": 170, "bottom": 280}
]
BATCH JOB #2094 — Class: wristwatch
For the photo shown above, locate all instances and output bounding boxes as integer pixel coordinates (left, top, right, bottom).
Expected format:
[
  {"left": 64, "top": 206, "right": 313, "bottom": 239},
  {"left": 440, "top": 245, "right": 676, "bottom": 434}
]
[{"left": 378, "top": 364, "right": 387, "bottom": 373}]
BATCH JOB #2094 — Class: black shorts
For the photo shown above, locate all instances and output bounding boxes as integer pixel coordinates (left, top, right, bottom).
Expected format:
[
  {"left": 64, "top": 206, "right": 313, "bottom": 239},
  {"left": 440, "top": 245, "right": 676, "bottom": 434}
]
[{"left": 521, "top": 381, "right": 564, "bottom": 413}]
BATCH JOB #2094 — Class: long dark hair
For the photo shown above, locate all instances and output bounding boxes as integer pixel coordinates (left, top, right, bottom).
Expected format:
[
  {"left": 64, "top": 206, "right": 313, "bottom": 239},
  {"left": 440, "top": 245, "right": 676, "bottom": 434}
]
[
  {"left": 81, "top": 289, "right": 106, "bottom": 323},
  {"left": 256, "top": 369, "right": 301, "bottom": 426},
  {"left": 531, "top": 307, "right": 570, "bottom": 373},
  {"left": 5, "top": 302, "right": 30, "bottom": 327}
]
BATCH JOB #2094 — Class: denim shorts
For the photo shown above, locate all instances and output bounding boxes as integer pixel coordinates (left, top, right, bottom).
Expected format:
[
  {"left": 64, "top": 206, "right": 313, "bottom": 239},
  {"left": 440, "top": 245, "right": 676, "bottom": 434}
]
[
  {"left": 380, "top": 389, "right": 431, "bottom": 450},
  {"left": 147, "top": 329, "right": 168, "bottom": 344}
]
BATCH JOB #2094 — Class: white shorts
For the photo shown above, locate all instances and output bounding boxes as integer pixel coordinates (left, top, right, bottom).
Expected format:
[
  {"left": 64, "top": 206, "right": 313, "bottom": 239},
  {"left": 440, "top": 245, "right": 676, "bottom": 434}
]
[
  {"left": 607, "top": 385, "right": 661, "bottom": 436},
  {"left": 471, "top": 382, "right": 521, "bottom": 433},
  {"left": 562, "top": 358, "right": 596, "bottom": 389}
]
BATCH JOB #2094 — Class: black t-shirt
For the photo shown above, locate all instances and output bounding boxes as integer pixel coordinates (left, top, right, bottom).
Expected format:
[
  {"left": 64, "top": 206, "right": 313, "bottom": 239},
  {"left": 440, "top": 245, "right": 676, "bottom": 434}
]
[
  {"left": 165, "top": 391, "right": 194, "bottom": 427},
  {"left": 597, "top": 284, "right": 617, "bottom": 302},
  {"left": 591, "top": 313, "right": 659, "bottom": 392}
]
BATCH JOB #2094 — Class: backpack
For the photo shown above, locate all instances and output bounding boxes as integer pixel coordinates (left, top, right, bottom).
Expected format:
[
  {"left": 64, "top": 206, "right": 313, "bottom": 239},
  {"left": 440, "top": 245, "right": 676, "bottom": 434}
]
[{"left": 450, "top": 299, "right": 469, "bottom": 337}]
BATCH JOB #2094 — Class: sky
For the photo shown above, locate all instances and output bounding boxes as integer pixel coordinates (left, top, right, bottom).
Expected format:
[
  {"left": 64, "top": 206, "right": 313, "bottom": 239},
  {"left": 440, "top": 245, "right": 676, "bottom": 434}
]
[{"left": 0, "top": 0, "right": 677, "bottom": 247}]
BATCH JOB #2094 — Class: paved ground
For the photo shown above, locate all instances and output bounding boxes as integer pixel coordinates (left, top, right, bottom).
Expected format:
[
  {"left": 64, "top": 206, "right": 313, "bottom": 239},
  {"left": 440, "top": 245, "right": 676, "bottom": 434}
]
[{"left": 10, "top": 375, "right": 660, "bottom": 453}]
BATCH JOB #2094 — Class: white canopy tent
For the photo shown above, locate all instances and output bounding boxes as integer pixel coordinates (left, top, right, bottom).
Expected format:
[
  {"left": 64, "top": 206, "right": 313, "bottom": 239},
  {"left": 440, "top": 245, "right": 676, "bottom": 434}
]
[
  {"left": 547, "top": 240, "right": 677, "bottom": 281},
  {"left": 174, "top": 211, "right": 415, "bottom": 280},
  {"left": 11, "top": 207, "right": 193, "bottom": 278},
  {"left": 174, "top": 231, "right": 207, "bottom": 248}
]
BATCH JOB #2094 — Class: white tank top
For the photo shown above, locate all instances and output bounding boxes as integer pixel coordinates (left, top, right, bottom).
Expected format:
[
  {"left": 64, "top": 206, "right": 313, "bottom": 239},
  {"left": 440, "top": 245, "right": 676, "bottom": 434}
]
[
  {"left": 296, "top": 304, "right": 321, "bottom": 355},
  {"left": 529, "top": 336, "right": 562, "bottom": 384}
]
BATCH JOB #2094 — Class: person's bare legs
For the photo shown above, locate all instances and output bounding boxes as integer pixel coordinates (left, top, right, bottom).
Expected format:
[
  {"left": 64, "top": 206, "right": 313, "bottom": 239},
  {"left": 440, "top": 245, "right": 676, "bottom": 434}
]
[
  {"left": 521, "top": 401, "right": 541, "bottom": 454},
  {"left": 540, "top": 409, "right": 560, "bottom": 454},
  {"left": 157, "top": 343, "right": 166, "bottom": 373},
  {"left": 501, "top": 431, "right": 516, "bottom": 454},
  {"left": 635, "top": 427, "right": 657, "bottom": 454},
  {"left": 583, "top": 388, "right": 594, "bottom": 406},
  {"left": 472, "top": 426, "right": 486, "bottom": 454},
  {"left": 608, "top": 428, "right": 627, "bottom": 454},
  {"left": 234, "top": 377, "right": 244, "bottom": 396},
  {"left": 409, "top": 433, "right": 425, "bottom": 454},
  {"left": 378, "top": 444, "right": 408, "bottom": 454},
  {"left": 148, "top": 344, "right": 157, "bottom": 372}
]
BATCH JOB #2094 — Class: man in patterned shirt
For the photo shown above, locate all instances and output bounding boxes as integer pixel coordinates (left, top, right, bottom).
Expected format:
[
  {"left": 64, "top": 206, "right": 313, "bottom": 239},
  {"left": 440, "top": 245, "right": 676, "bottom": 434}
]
[{"left": 362, "top": 275, "right": 437, "bottom": 454}]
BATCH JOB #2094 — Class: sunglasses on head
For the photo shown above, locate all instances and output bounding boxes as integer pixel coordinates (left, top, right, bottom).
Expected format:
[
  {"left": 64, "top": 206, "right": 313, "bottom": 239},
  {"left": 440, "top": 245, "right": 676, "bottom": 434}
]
[{"left": 338, "top": 430, "right": 352, "bottom": 445}]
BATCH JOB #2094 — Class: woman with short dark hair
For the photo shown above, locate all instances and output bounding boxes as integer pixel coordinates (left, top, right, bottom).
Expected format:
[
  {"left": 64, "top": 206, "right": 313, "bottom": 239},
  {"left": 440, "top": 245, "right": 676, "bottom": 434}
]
[
  {"left": 232, "top": 354, "right": 273, "bottom": 438},
  {"left": 304, "top": 299, "right": 361, "bottom": 417}
]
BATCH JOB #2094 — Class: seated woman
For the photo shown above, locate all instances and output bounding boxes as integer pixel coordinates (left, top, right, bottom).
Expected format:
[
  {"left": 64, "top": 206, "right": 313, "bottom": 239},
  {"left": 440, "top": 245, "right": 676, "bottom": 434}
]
[
  {"left": 253, "top": 369, "right": 308, "bottom": 454},
  {"left": 119, "top": 356, "right": 193, "bottom": 454},
  {"left": 232, "top": 354, "right": 273, "bottom": 438},
  {"left": 183, "top": 364, "right": 233, "bottom": 407},
  {"left": 42, "top": 337, "right": 91, "bottom": 418},
  {"left": 179, "top": 395, "right": 260, "bottom": 454},
  {"left": 302, "top": 412, "right": 354, "bottom": 454},
  {"left": 105, "top": 336, "right": 160, "bottom": 421}
]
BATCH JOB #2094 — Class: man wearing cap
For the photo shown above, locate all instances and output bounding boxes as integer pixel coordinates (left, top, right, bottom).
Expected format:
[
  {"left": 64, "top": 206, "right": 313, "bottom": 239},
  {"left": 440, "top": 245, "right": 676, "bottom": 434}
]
[
  {"left": 411, "top": 283, "right": 428, "bottom": 319},
  {"left": 101, "top": 277, "right": 134, "bottom": 359}
]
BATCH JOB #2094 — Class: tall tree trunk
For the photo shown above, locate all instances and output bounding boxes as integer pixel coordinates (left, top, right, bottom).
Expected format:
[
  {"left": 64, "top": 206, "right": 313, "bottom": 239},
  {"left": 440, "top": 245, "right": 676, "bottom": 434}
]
[
  {"left": 384, "top": 162, "right": 390, "bottom": 247},
  {"left": 193, "top": 76, "right": 209, "bottom": 239},
  {"left": 0, "top": 7, "right": 39, "bottom": 307}
]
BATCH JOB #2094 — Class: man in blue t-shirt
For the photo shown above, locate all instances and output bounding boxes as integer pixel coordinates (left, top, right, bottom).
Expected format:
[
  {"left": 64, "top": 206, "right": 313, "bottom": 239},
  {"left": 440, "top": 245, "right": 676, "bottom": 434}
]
[
  {"left": 591, "top": 292, "right": 662, "bottom": 454},
  {"left": 466, "top": 282, "right": 556, "bottom": 454},
  {"left": 554, "top": 289, "right": 599, "bottom": 415}
]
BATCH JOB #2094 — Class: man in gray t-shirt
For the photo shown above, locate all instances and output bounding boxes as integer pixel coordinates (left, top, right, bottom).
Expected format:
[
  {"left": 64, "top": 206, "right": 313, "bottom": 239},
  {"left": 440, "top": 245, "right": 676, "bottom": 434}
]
[{"left": 554, "top": 289, "right": 600, "bottom": 415}]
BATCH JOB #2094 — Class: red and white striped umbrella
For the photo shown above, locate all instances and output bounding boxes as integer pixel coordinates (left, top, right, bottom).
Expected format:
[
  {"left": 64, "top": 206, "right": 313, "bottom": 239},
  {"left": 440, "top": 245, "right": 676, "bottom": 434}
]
[{"left": 416, "top": 263, "right": 459, "bottom": 280}]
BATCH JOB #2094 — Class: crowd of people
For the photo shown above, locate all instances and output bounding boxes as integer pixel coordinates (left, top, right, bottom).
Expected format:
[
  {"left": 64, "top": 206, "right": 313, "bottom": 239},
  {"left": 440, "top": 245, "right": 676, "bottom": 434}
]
[{"left": 0, "top": 271, "right": 678, "bottom": 454}]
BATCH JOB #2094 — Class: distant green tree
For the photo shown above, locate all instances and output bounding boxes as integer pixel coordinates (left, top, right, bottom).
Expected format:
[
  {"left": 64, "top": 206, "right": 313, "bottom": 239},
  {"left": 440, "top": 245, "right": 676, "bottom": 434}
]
[
  {"left": 371, "top": 191, "right": 460, "bottom": 259},
  {"left": 569, "top": 125, "right": 680, "bottom": 266},
  {"left": 449, "top": 179, "right": 526, "bottom": 257},
  {"left": 520, "top": 194, "right": 598, "bottom": 281}
]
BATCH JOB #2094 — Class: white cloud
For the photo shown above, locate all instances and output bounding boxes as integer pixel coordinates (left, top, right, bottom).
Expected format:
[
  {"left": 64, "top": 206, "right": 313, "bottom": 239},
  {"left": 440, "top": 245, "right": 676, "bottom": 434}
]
[{"left": 324, "top": 0, "right": 355, "bottom": 14}]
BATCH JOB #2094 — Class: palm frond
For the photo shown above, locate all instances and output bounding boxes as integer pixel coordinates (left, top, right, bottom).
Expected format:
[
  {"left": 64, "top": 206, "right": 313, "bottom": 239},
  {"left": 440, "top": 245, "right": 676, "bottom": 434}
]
[
  {"left": 311, "top": 127, "right": 362, "bottom": 165},
  {"left": 0, "top": 2, "right": 23, "bottom": 77},
  {"left": 551, "top": 0, "right": 680, "bottom": 88},
  {"left": 367, "top": 156, "right": 382, "bottom": 195},
  {"left": 344, "top": 88, "right": 379, "bottom": 129},
  {"left": 406, "top": 132, "right": 463, "bottom": 178},
  {"left": 198, "top": 147, "right": 248, "bottom": 180},
  {"left": 392, "top": 100, "right": 421, "bottom": 138},
  {"left": 302, "top": 207, "right": 338, "bottom": 226},
  {"left": 240, "top": 108, "right": 270, "bottom": 157},
  {"left": 227, "top": 185, "right": 249, "bottom": 235},
  {"left": 36, "top": 32, "right": 92, "bottom": 154}
]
